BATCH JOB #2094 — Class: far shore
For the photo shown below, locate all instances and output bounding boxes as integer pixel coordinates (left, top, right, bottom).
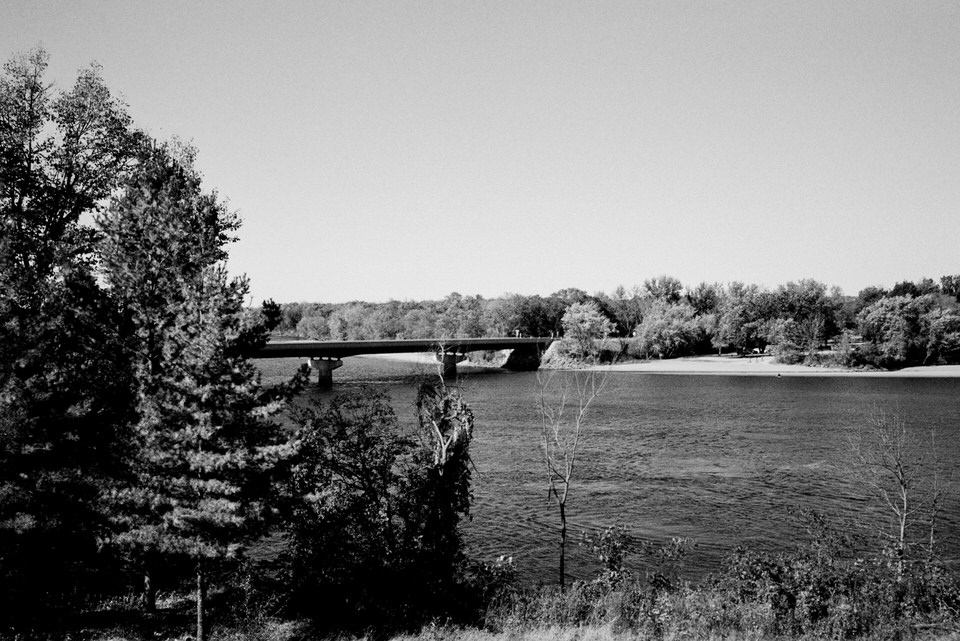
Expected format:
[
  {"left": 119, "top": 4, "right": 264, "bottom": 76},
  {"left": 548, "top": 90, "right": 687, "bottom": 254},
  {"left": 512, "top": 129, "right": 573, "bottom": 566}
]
[
  {"left": 590, "top": 354, "right": 960, "bottom": 377},
  {"left": 359, "top": 352, "right": 960, "bottom": 378}
]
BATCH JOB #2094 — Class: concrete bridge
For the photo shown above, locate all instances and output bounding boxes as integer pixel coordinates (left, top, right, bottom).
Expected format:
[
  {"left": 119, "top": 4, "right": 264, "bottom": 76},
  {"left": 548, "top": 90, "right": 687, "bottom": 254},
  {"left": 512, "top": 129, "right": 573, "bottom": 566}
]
[{"left": 256, "top": 337, "right": 554, "bottom": 387}]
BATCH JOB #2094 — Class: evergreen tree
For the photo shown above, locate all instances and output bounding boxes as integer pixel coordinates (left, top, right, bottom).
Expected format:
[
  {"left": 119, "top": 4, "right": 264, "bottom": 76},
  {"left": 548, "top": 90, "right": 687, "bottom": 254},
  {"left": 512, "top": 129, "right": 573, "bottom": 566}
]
[{"left": 98, "top": 144, "right": 297, "bottom": 641}]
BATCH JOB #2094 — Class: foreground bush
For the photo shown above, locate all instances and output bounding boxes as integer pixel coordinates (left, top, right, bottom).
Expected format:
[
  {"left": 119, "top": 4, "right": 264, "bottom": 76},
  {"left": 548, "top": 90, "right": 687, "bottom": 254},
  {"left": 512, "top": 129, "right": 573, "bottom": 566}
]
[
  {"left": 61, "top": 517, "right": 960, "bottom": 641},
  {"left": 278, "top": 382, "right": 494, "bottom": 634},
  {"left": 484, "top": 519, "right": 960, "bottom": 640}
]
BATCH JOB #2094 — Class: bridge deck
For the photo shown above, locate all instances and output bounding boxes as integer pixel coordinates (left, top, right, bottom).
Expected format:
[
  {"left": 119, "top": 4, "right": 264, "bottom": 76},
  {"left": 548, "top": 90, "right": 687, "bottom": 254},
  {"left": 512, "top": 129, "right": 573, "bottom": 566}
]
[{"left": 256, "top": 337, "right": 553, "bottom": 359}]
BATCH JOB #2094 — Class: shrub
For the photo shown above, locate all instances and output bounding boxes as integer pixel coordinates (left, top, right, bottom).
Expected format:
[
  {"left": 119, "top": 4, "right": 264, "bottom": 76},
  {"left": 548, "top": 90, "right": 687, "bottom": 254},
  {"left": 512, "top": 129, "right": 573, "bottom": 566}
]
[
  {"left": 280, "top": 382, "right": 480, "bottom": 634},
  {"left": 704, "top": 510, "right": 960, "bottom": 638}
]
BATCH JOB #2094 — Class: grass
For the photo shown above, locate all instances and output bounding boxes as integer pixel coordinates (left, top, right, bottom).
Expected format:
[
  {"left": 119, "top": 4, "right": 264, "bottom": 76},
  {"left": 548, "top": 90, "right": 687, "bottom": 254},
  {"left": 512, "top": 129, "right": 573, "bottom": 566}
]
[
  {"left": 389, "top": 625, "right": 794, "bottom": 641},
  {"left": 69, "top": 568, "right": 960, "bottom": 641},
  {"left": 79, "top": 619, "right": 960, "bottom": 641}
]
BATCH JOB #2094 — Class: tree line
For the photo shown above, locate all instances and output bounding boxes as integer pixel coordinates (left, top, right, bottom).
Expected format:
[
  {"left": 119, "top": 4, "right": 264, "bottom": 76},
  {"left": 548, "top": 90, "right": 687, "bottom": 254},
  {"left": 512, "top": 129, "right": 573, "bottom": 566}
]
[{"left": 280, "top": 273, "right": 960, "bottom": 370}]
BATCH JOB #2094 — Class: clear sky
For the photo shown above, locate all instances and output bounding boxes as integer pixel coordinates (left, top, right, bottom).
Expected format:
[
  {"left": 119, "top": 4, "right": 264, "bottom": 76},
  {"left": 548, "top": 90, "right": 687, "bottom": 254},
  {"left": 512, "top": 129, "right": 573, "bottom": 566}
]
[{"left": 4, "top": 1, "right": 959, "bottom": 303}]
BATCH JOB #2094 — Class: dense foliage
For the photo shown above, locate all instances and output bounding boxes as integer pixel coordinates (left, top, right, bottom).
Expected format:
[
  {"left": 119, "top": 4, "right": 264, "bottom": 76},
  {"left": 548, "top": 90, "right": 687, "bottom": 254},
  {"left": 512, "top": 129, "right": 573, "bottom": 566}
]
[
  {"left": 0, "top": 46, "right": 142, "bottom": 625},
  {"left": 281, "top": 382, "right": 479, "bottom": 633},
  {"left": 482, "top": 513, "right": 960, "bottom": 641},
  {"left": 281, "top": 274, "right": 960, "bottom": 370}
]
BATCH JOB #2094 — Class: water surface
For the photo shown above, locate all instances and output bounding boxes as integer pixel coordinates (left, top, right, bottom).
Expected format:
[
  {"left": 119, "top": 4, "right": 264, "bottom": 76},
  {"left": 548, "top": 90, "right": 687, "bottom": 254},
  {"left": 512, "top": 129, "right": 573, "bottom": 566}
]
[{"left": 259, "top": 356, "right": 960, "bottom": 585}]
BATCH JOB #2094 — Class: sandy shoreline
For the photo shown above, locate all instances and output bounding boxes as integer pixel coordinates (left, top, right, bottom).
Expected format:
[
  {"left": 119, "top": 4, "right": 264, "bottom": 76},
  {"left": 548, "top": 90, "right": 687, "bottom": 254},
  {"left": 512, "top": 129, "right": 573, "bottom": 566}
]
[
  {"left": 590, "top": 355, "right": 960, "bottom": 377},
  {"left": 359, "top": 352, "right": 960, "bottom": 378}
]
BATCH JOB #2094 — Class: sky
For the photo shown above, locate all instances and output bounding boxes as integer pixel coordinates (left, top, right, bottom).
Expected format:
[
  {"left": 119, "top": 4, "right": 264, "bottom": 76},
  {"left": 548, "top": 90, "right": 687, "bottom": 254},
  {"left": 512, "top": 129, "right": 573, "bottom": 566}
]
[{"left": 3, "top": 1, "right": 959, "bottom": 303}]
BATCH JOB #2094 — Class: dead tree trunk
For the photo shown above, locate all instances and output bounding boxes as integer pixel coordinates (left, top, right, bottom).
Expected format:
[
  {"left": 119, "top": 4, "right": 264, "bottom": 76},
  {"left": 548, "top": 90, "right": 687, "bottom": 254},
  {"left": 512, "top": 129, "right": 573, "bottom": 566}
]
[{"left": 196, "top": 559, "right": 207, "bottom": 641}]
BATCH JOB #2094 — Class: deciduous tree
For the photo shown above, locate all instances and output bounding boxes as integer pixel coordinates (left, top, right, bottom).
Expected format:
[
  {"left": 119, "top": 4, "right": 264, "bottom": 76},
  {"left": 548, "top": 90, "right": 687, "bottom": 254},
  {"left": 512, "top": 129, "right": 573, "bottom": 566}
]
[
  {"left": 436, "top": 292, "right": 484, "bottom": 338},
  {"left": 538, "top": 370, "right": 605, "bottom": 590},
  {"left": 940, "top": 275, "right": 960, "bottom": 300},
  {"left": 284, "top": 377, "right": 474, "bottom": 629},
  {"left": 284, "top": 390, "right": 412, "bottom": 625},
  {"left": 712, "top": 282, "right": 776, "bottom": 354},
  {"left": 643, "top": 275, "right": 683, "bottom": 304},
  {"left": 769, "top": 280, "right": 842, "bottom": 360},
  {"left": 1, "top": 47, "right": 141, "bottom": 298},
  {"left": 596, "top": 285, "right": 645, "bottom": 336},
  {"left": 411, "top": 377, "right": 475, "bottom": 584},
  {"left": 561, "top": 301, "right": 614, "bottom": 360},
  {"left": 633, "top": 300, "right": 705, "bottom": 359},
  {"left": 0, "top": 47, "right": 141, "bottom": 623},
  {"left": 857, "top": 295, "right": 926, "bottom": 368},
  {"left": 686, "top": 281, "right": 722, "bottom": 316},
  {"left": 850, "top": 408, "right": 944, "bottom": 580}
]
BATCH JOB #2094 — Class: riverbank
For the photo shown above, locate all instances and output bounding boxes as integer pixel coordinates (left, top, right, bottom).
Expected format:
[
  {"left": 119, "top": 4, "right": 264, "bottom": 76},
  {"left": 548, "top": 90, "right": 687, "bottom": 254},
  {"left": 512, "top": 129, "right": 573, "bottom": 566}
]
[
  {"left": 361, "top": 352, "right": 960, "bottom": 377},
  {"left": 592, "top": 354, "right": 960, "bottom": 377}
]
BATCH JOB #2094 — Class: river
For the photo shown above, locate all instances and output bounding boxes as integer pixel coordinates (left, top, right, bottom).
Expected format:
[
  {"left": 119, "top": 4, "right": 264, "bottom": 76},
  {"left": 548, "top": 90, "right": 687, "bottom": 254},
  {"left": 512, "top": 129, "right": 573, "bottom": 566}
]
[{"left": 257, "top": 355, "right": 960, "bottom": 586}]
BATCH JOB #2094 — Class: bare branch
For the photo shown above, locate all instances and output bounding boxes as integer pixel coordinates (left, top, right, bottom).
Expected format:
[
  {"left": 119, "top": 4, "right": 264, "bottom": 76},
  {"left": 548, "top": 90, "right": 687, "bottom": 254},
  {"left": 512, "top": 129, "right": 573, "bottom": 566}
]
[
  {"left": 848, "top": 405, "right": 945, "bottom": 579},
  {"left": 537, "top": 367, "right": 607, "bottom": 589}
]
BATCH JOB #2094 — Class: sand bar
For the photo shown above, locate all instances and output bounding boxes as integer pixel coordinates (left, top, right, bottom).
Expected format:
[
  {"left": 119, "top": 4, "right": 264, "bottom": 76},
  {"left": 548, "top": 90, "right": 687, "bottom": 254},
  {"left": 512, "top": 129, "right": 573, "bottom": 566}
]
[
  {"left": 359, "top": 352, "right": 960, "bottom": 378},
  {"left": 592, "top": 355, "right": 960, "bottom": 377}
]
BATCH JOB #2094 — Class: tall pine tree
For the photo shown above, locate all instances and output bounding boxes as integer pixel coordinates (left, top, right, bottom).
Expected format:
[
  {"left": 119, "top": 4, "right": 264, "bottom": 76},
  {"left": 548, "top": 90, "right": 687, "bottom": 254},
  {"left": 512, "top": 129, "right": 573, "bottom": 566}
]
[{"left": 98, "top": 143, "right": 296, "bottom": 641}]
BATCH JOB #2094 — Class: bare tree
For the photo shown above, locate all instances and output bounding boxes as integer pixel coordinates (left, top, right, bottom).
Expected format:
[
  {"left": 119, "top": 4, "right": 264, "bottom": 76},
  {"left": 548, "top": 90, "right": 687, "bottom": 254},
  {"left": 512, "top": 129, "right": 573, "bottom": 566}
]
[
  {"left": 538, "top": 369, "right": 606, "bottom": 589},
  {"left": 849, "top": 407, "right": 945, "bottom": 580}
]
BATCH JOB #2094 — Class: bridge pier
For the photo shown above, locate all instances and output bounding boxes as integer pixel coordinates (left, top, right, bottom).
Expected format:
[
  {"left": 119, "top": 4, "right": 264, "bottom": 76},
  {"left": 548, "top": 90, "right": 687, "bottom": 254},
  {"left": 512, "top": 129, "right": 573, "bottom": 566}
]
[
  {"left": 308, "top": 357, "right": 343, "bottom": 388},
  {"left": 436, "top": 352, "right": 467, "bottom": 378}
]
